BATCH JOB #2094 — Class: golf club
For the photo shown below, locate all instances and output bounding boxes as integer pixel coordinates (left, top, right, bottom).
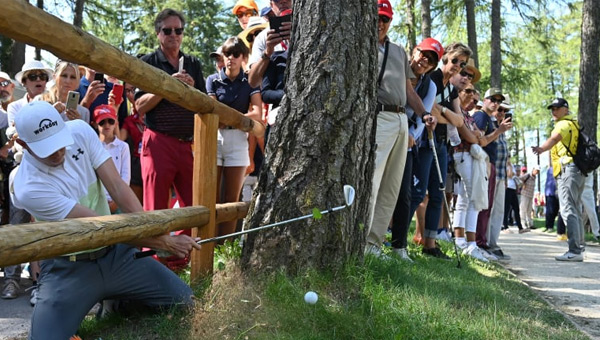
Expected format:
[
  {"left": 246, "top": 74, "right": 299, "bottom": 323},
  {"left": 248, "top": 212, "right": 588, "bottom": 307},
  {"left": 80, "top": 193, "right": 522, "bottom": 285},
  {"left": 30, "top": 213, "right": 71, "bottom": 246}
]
[
  {"left": 134, "top": 185, "right": 356, "bottom": 259},
  {"left": 428, "top": 130, "right": 461, "bottom": 268}
]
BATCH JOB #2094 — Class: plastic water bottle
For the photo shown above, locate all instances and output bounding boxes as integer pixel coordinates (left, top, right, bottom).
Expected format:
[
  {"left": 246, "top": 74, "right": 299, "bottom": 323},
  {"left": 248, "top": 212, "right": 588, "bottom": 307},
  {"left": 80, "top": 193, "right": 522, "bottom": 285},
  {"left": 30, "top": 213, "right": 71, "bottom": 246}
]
[{"left": 447, "top": 124, "right": 461, "bottom": 146}]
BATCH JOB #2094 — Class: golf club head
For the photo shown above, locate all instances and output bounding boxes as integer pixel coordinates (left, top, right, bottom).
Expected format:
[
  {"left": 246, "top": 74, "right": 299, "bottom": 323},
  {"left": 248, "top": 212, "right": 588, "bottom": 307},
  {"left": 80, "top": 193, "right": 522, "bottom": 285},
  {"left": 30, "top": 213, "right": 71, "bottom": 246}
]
[{"left": 343, "top": 185, "right": 355, "bottom": 206}]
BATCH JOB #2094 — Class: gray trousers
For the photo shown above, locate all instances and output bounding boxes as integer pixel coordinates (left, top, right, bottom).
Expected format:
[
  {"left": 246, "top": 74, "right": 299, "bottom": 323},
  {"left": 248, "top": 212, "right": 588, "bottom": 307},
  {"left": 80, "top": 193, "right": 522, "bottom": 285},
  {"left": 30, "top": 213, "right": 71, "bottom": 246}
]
[
  {"left": 557, "top": 163, "right": 585, "bottom": 254},
  {"left": 4, "top": 199, "right": 33, "bottom": 281},
  {"left": 29, "top": 244, "right": 193, "bottom": 340},
  {"left": 487, "top": 178, "right": 506, "bottom": 248}
]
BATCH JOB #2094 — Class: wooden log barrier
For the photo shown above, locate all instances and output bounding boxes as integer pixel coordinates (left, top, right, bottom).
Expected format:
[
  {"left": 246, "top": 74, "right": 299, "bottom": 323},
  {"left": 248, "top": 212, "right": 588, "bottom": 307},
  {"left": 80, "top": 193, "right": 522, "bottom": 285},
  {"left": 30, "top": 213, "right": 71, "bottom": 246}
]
[
  {"left": 0, "top": 1, "right": 264, "bottom": 138},
  {"left": 0, "top": 206, "right": 209, "bottom": 267}
]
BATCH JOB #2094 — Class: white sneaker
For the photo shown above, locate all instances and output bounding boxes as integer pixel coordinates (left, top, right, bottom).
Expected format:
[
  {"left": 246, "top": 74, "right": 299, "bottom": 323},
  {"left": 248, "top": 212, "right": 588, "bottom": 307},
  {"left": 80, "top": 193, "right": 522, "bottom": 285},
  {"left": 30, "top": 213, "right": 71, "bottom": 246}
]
[
  {"left": 365, "top": 244, "right": 391, "bottom": 260},
  {"left": 455, "top": 239, "right": 468, "bottom": 250},
  {"left": 480, "top": 248, "right": 499, "bottom": 261},
  {"left": 392, "top": 248, "right": 413, "bottom": 263},
  {"left": 437, "top": 230, "right": 453, "bottom": 243},
  {"left": 463, "top": 244, "right": 489, "bottom": 262},
  {"left": 555, "top": 251, "right": 583, "bottom": 262}
]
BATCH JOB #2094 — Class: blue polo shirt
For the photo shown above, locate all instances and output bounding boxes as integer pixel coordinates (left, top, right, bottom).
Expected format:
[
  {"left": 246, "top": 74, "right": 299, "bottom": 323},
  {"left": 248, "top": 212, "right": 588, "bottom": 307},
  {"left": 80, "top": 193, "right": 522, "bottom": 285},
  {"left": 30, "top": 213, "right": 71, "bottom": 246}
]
[
  {"left": 205, "top": 68, "right": 259, "bottom": 113},
  {"left": 78, "top": 76, "right": 128, "bottom": 125}
]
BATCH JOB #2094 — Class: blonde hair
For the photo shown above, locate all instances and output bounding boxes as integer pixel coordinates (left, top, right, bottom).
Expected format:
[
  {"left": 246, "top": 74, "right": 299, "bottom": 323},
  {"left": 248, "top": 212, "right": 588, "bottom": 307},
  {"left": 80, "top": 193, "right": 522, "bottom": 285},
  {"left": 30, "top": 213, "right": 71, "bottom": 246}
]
[
  {"left": 40, "top": 60, "right": 81, "bottom": 104},
  {"left": 441, "top": 42, "right": 472, "bottom": 64}
]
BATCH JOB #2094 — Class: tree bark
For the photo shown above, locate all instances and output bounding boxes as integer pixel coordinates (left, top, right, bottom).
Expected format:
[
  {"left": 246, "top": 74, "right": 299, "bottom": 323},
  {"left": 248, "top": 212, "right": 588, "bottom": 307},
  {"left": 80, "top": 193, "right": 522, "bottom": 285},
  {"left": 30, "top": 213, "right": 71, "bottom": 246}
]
[
  {"left": 35, "top": 0, "right": 44, "bottom": 60},
  {"left": 73, "top": 0, "right": 85, "bottom": 28},
  {"left": 465, "top": 0, "right": 478, "bottom": 68},
  {"left": 9, "top": 40, "right": 25, "bottom": 76},
  {"left": 578, "top": 0, "right": 599, "bottom": 143},
  {"left": 241, "top": 0, "right": 377, "bottom": 274},
  {"left": 490, "top": 0, "right": 502, "bottom": 88},
  {"left": 406, "top": 0, "right": 416, "bottom": 53},
  {"left": 421, "top": 0, "right": 432, "bottom": 38}
]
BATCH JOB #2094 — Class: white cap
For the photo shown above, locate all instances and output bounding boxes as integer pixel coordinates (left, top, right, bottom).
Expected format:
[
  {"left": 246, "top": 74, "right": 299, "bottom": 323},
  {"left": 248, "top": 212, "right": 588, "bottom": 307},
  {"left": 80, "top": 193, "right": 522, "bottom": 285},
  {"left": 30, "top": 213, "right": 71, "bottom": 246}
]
[
  {"left": 15, "top": 101, "right": 74, "bottom": 158},
  {"left": 500, "top": 94, "right": 514, "bottom": 110},
  {"left": 0, "top": 71, "right": 11, "bottom": 81},
  {"left": 15, "top": 60, "right": 53, "bottom": 85}
]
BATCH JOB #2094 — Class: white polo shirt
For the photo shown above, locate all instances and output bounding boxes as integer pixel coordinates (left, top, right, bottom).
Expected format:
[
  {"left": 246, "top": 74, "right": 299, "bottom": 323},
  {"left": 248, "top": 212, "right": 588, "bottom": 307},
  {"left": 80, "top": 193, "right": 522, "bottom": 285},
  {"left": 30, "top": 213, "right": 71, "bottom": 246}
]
[{"left": 12, "top": 119, "right": 111, "bottom": 221}]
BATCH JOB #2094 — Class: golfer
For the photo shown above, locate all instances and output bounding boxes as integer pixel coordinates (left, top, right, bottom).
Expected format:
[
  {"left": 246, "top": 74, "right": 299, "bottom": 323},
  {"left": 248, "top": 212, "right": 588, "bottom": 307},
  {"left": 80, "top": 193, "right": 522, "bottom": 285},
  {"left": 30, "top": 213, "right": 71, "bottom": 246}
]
[{"left": 11, "top": 101, "right": 201, "bottom": 339}]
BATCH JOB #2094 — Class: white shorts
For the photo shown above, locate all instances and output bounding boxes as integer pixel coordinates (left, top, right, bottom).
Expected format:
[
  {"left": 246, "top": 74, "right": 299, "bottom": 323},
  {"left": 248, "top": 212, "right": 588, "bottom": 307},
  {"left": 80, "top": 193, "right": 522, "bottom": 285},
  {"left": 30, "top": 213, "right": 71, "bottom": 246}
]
[{"left": 217, "top": 129, "right": 250, "bottom": 167}]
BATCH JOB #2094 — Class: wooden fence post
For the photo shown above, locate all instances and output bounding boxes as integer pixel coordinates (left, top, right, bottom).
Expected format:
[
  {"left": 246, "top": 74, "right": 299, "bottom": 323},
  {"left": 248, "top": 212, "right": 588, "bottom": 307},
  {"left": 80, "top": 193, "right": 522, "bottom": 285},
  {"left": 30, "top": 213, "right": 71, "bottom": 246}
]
[{"left": 191, "top": 113, "right": 219, "bottom": 281}]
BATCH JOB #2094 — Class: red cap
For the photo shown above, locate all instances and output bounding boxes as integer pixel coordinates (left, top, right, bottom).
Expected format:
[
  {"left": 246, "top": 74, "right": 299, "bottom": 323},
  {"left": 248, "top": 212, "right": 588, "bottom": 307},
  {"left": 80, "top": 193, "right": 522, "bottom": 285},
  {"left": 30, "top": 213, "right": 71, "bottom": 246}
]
[
  {"left": 417, "top": 38, "right": 444, "bottom": 63},
  {"left": 94, "top": 104, "right": 117, "bottom": 124},
  {"left": 378, "top": 0, "right": 393, "bottom": 19},
  {"left": 280, "top": 9, "right": 292, "bottom": 16},
  {"left": 521, "top": 166, "right": 527, "bottom": 172}
]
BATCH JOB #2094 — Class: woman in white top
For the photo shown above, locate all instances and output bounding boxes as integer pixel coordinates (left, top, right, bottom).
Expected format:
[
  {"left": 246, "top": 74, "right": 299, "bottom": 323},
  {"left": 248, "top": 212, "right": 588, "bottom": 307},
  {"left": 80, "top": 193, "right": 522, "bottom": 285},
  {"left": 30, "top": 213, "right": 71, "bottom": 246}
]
[{"left": 37, "top": 60, "right": 90, "bottom": 124}]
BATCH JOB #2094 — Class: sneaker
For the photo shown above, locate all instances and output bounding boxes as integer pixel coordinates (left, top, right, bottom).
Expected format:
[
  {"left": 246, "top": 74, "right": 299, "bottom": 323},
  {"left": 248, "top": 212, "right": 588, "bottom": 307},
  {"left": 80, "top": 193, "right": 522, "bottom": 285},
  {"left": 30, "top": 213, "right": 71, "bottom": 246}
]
[
  {"left": 519, "top": 228, "right": 530, "bottom": 234},
  {"left": 454, "top": 239, "right": 468, "bottom": 250},
  {"left": 437, "top": 229, "right": 454, "bottom": 243},
  {"left": 463, "top": 245, "right": 489, "bottom": 263},
  {"left": 501, "top": 228, "right": 513, "bottom": 234},
  {"left": 365, "top": 244, "right": 391, "bottom": 260},
  {"left": 1, "top": 279, "right": 20, "bottom": 299},
  {"left": 490, "top": 248, "right": 511, "bottom": 261},
  {"left": 556, "top": 234, "right": 568, "bottom": 241},
  {"left": 555, "top": 251, "right": 583, "bottom": 262},
  {"left": 26, "top": 285, "right": 39, "bottom": 306},
  {"left": 392, "top": 248, "right": 413, "bottom": 263},
  {"left": 422, "top": 247, "right": 451, "bottom": 260},
  {"left": 480, "top": 248, "right": 499, "bottom": 261}
]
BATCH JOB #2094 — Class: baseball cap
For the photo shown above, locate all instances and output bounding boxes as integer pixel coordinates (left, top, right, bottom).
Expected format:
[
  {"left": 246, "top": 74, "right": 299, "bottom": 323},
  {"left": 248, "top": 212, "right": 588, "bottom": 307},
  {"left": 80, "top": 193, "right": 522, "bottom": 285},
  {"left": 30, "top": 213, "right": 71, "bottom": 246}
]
[
  {"left": 93, "top": 104, "right": 117, "bottom": 124},
  {"left": 378, "top": 0, "right": 393, "bottom": 19},
  {"left": 209, "top": 46, "right": 223, "bottom": 59},
  {"left": 484, "top": 88, "right": 505, "bottom": 101},
  {"left": 260, "top": 6, "right": 273, "bottom": 17},
  {"left": 546, "top": 98, "right": 569, "bottom": 110},
  {"left": 15, "top": 101, "right": 74, "bottom": 158},
  {"left": 416, "top": 38, "right": 444, "bottom": 64},
  {"left": 532, "top": 165, "right": 540, "bottom": 171},
  {"left": 232, "top": 0, "right": 258, "bottom": 15},
  {"left": 521, "top": 166, "right": 527, "bottom": 172},
  {"left": 500, "top": 93, "right": 513, "bottom": 110}
]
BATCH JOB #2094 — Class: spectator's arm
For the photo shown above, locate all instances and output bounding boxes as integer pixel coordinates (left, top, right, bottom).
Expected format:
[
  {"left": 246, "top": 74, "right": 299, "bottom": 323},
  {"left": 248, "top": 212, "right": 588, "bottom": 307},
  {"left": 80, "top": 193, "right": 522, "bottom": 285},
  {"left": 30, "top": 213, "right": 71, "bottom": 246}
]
[{"left": 135, "top": 93, "right": 162, "bottom": 115}]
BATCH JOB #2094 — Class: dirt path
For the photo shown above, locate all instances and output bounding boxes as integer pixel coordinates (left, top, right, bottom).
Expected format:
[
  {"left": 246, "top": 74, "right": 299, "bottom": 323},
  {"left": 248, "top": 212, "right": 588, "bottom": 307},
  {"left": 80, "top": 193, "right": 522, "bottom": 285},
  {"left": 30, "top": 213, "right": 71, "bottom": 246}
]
[{"left": 498, "top": 228, "right": 600, "bottom": 339}]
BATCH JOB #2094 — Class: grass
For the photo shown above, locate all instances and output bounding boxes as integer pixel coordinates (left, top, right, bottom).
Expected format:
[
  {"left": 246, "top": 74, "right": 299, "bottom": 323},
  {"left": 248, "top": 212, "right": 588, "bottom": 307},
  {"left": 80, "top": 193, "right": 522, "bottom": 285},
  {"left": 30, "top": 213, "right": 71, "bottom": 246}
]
[{"left": 76, "top": 237, "right": 588, "bottom": 340}]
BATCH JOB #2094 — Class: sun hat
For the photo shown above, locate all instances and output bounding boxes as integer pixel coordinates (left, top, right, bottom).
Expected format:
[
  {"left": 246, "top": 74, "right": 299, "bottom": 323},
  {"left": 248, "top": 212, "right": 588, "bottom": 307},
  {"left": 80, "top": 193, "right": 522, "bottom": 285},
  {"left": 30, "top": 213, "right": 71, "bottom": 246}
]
[
  {"left": 15, "top": 60, "right": 53, "bottom": 85},
  {"left": 464, "top": 58, "right": 481, "bottom": 84},
  {"left": 238, "top": 17, "right": 268, "bottom": 47},
  {"left": 15, "top": 101, "right": 74, "bottom": 158}
]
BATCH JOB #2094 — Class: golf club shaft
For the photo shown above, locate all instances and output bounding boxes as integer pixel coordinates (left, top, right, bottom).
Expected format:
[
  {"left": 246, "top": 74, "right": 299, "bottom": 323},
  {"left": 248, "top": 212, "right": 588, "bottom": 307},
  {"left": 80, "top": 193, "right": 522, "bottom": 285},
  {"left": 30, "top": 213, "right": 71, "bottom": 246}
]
[{"left": 133, "top": 204, "right": 347, "bottom": 259}]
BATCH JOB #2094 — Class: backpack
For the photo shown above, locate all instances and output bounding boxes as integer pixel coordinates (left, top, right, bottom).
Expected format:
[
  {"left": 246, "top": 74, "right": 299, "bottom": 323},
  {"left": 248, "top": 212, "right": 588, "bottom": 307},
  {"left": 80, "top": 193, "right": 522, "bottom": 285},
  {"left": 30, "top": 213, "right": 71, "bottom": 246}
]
[{"left": 562, "top": 120, "right": 600, "bottom": 176}]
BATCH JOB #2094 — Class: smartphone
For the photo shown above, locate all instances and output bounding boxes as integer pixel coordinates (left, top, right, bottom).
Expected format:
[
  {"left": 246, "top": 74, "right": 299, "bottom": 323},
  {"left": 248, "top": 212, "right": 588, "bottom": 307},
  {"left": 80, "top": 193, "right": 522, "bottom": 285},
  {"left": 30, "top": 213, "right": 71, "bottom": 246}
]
[
  {"left": 505, "top": 113, "right": 512, "bottom": 121},
  {"left": 112, "top": 83, "right": 124, "bottom": 106},
  {"left": 269, "top": 14, "right": 291, "bottom": 35},
  {"left": 178, "top": 56, "right": 184, "bottom": 73},
  {"left": 66, "top": 91, "right": 80, "bottom": 111},
  {"left": 94, "top": 72, "right": 105, "bottom": 83}
]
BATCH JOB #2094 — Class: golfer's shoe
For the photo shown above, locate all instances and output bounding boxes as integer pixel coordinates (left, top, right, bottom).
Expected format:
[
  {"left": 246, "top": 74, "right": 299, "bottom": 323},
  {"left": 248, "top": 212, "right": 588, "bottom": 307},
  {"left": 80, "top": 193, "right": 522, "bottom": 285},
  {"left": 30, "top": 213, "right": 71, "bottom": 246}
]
[
  {"left": 392, "top": 248, "right": 413, "bottom": 263},
  {"left": 365, "top": 244, "right": 391, "bottom": 261},
  {"left": 463, "top": 244, "right": 489, "bottom": 263},
  {"left": 555, "top": 251, "right": 583, "bottom": 262}
]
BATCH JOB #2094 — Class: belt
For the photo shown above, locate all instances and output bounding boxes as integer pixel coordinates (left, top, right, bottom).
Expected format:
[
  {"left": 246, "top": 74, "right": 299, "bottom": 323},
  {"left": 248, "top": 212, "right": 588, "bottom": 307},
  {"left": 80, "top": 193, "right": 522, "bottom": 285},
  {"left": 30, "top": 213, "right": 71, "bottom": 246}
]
[
  {"left": 62, "top": 246, "right": 112, "bottom": 262},
  {"left": 377, "top": 104, "right": 405, "bottom": 113},
  {"left": 220, "top": 126, "right": 235, "bottom": 130}
]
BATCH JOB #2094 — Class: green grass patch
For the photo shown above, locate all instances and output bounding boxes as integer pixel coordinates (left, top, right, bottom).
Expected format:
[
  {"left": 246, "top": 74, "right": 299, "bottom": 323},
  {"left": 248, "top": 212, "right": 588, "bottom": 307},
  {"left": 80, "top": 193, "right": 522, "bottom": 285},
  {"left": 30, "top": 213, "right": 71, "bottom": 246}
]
[{"left": 77, "top": 238, "right": 586, "bottom": 340}]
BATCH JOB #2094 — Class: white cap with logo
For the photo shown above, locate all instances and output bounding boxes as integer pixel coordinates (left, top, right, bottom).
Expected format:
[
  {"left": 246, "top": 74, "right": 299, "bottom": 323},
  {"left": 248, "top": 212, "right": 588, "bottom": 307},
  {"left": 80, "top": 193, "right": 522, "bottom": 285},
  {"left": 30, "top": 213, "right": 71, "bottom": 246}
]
[{"left": 15, "top": 101, "right": 74, "bottom": 158}]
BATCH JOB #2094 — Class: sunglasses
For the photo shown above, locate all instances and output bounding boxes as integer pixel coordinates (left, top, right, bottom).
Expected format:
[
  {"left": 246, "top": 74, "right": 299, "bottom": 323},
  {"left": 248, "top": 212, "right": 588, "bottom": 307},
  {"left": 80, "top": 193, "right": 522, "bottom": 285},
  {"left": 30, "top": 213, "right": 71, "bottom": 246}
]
[
  {"left": 488, "top": 97, "right": 503, "bottom": 104},
  {"left": 161, "top": 27, "right": 183, "bottom": 35},
  {"left": 451, "top": 58, "right": 467, "bottom": 69},
  {"left": 0, "top": 80, "right": 11, "bottom": 87},
  {"left": 378, "top": 15, "right": 391, "bottom": 24},
  {"left": 223, "top": 51, "right": 241, "bottom": 58},
  {"left": 497, "top": 108, "right": 509, "bottom": 113},
  {"left": 236, "top": 10, "right": 257, "bottom": 19},
  {"left": 462, "top": 88, "right": 476, "bottom": 94},
  {"left": 417, "top": 48, "right": 437, "bottom": 66},
  {"left": 246, "top": 31, "right": 262, "bottom": 43},
  {"left": 459, "top": 70, "right": 474, "bottom": 80},
  {"left": 99, "top": 118, "right": 116, "bottom": 126},
  {"left": 26, "top": 73, "right": 49, "bottom": 82}
]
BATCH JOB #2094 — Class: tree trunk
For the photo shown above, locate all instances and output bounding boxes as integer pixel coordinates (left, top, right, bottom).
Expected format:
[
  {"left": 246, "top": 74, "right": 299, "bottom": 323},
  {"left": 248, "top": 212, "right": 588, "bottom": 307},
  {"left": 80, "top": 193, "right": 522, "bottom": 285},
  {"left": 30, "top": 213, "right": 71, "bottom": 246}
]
[
  {"left": 490, "top": 0, "right": 502, "bottom": 88},
  {"left": 9, "top": 40, "right": 25, "bottom": 76},
  {"left": 35, "top": 0, "right": 44, "bottom": 60},
  {"left": 241, "top": 0, "right": 377, "bottom": 274},
  {"left": 421, "top": 0, "right": 432, "bottom": 38},
  {"left": 465, "top": 0, "right": 478, "bottom": 68},
  {"left": 73, "top": 0, "right": 85, "bottom": 28},
  {"left": 406, "top": 0, "right": 416, "bottom": 53},
  {"left": 578, "top": 0, "right": 599, "bottom": 143}
]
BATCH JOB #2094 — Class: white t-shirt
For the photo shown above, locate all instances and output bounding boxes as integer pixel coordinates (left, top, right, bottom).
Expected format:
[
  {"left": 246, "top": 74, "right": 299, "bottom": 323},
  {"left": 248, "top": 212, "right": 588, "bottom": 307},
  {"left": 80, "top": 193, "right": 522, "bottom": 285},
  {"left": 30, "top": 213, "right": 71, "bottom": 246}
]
[
  {"left": 7, "top": 96, "right": 28, "bottom": 129},
  {"left": 248, "top": 28, "right": 288, "bottom": 68},
  {"left": 102, "top": 137, "right": 131, "bottom": 201},
  {"left": 12, "top": 119, "right": 111, "bottom": 221}
]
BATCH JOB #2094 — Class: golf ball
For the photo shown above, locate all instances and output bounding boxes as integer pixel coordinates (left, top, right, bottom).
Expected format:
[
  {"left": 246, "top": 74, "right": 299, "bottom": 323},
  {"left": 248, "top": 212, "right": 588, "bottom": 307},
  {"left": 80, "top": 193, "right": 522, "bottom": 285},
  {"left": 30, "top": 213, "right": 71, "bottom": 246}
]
[{"left": 304, "top": 291, "right": 318, "bottom": 304}]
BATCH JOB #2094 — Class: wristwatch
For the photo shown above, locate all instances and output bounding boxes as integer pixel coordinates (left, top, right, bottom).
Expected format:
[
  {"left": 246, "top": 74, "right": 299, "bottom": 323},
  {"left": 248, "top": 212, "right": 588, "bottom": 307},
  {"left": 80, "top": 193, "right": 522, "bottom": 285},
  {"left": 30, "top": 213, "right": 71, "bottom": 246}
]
[
  {"left": 261, "top": 51, "right": 270, "bottom": 60},
  {"left": 421, "top": 112, "right": 430, "bottom": 123}
]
